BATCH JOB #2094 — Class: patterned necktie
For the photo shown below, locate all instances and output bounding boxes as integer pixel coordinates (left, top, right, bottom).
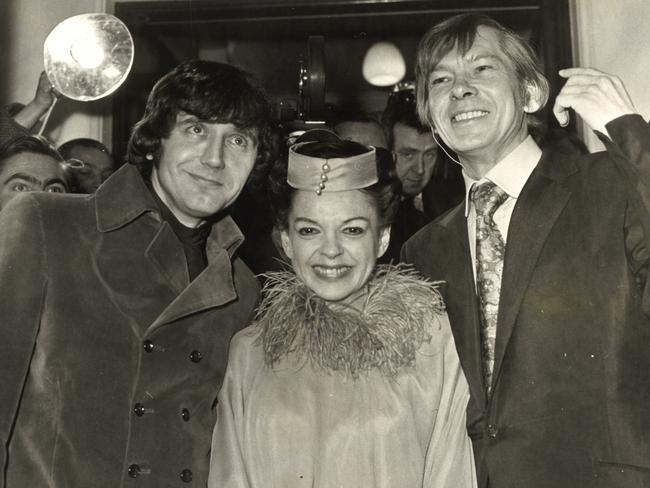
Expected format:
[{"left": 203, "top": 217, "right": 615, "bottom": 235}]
[{"left": 471, "top": 181, "right": 509, "bottom": 394}]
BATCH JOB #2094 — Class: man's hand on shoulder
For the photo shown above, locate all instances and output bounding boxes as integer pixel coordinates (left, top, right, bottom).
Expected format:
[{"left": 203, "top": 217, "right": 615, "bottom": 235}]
[{"left": 553, "top": 67, "right": 638, "bottom": 138}]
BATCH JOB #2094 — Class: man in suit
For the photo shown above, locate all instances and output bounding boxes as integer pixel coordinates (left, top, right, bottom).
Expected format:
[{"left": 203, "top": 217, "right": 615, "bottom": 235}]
[
  {"left": 0, "top": 60, "right": 274, "bottom": 487},
  {"left": 402, "top": 13, "right": 650, "bottom": 488},
  {"left": 380, "top": 86, "right": 464, "bottom": 262}
]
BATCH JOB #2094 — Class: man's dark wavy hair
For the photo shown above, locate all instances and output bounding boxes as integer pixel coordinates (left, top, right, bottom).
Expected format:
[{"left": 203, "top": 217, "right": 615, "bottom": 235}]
[
  {"left": 127, "top": 60, "right": 276, "bottom": 185},
  {"left": 1, "top": 135, "right": 64, "bottom": 164}
]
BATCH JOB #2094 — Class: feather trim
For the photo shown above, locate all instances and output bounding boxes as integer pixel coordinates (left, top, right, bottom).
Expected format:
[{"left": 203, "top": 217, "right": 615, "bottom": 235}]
[{"left": 254, "top": 264, "right": 446, "bottom": 378}]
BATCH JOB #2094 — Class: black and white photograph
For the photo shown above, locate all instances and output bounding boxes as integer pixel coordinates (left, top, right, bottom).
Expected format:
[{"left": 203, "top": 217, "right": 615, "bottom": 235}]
[{"left": 0, "top": 1, "right": 648, "bottom": 487}]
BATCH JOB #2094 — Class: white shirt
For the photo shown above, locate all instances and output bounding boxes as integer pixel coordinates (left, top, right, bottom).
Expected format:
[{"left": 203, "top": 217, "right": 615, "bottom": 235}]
[{"left": 462, "top": 135, "right": 542, "bottom": 283}]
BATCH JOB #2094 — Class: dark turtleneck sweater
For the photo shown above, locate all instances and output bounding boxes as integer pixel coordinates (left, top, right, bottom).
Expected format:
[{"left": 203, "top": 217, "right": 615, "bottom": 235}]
[{"left": 148, "top": 184, "right": 212, "bottom": 281}]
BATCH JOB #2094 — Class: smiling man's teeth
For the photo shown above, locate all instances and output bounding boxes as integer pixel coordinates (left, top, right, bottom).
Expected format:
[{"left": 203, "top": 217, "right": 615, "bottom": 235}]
[
  {"left": 313, "top": 266, "right": 350, "bottom": 278},
  {"left": 453, "top": 110, "right": 488, "bottom": 122}
]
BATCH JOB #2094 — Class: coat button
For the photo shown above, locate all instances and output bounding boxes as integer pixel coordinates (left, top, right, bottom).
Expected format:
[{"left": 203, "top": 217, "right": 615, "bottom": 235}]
[
  {"left": 180, "top": 468, "right": 193, "bottom": 483},
  {"left": 181, "top": 408, "right": 190, "bottom": 421},
  {"left": 189, "top": 350, "right": 203, "bottom": 363},
  {"left": 143, "top": 339, "right": 154, "bottom": 353},
  {"left": 134, "top": 403, "right": 146, "bottom": 417},
  {"left": 127, "top": 464, "right": 141, "bottom": 478},
  {"left": 487, "top": 424, "right": 498, "bottom": 438}
]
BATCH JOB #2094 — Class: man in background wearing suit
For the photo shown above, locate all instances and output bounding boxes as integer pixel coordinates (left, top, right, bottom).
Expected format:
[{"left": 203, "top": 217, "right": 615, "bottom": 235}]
[{"left": 403, "top": 13, "right": 650, "bottom": 488}]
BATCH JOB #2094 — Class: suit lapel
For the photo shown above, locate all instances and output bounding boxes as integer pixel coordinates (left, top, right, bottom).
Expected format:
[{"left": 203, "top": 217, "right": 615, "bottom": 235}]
[
  {"left": 491, "top": 153, "right": 575, "bottom": 390},
  {"left": 436, "top": 207, "right": 488, "bottom": 409}
]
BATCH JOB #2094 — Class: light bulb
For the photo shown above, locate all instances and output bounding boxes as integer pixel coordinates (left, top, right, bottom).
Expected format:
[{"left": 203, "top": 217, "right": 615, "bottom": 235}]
[
  {"left": 362, "top": 42, "right": 406, "bottom": 87},
  {"left": 70, "top": 38, "right": 105, "bottom": 69}
]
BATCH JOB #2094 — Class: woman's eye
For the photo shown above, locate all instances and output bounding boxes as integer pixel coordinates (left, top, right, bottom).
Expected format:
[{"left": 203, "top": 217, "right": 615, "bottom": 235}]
[
  {"left": 46, "top": 186, "right": 65, "bottom": 193},
  {"left": 343, "top": 226, "right": 365, "bottom": 236},
  {"left": 297, "top": 227, "right": 318, "bottom": 236}
]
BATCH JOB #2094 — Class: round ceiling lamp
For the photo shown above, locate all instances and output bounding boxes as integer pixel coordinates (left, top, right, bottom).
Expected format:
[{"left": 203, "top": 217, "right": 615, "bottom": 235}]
[{"left": 362, "top": 41, "right": 406, "bottom": 87}]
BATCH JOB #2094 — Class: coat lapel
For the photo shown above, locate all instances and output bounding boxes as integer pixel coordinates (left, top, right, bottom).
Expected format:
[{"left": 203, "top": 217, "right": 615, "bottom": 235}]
[
  {"left": 435, "top": 207, "right": 488, "bottom": 409},
  {"left": 95, "top": 166, "right": 246, "bottom": 333},
  {"left": 148, "top": 248, "right": 237, "bottom": 331},
  {"left": 147, "top": 216, "right": 245, "bottom": 331},
  {"left": 146, "top": 222, "right": 189, "bottom": 295},
  {"left": 491, "top": 152, "right": 576, "bottom": 390}
]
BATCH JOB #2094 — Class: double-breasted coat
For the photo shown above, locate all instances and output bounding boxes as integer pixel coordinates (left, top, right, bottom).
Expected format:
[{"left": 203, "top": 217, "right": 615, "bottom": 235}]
[
  {"left": 0, "top": 164, "right": 259, "bottom": 487},
  {"left": 403, "top": 115, "right": 650, "bottom": 488}
]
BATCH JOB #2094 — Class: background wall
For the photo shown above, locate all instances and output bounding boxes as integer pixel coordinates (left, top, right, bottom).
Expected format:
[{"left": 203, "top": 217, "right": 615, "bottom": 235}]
[
  {"left": 570, "top": 0, "right": 650, "bottom": 151},
  {"left": 2, "top": 0, "right": 649, "bottom": 152},
  {"left": 2, "top": 0, "right": 108, "bottom": 146}
]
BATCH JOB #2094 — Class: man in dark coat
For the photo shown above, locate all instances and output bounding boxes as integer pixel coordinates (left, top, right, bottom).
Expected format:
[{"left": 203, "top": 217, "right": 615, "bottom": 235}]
[
  {"left": 380, "top": 87, "right": 463, "bottom": 263},
  {"left": 0, "top": 60, "right": 274, "bottom": 487},
  {"left": 402, "top": 14, "right": 650, "bottom": 488}
]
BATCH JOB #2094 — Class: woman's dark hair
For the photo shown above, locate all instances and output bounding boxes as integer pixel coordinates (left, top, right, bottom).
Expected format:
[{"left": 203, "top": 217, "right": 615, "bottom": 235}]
[
  {"left": 269, "top": 138, "right": 401, "bottom": 230},
  {"left": 0, "top": 135, "right": 64, "bottom": 164},
  {"left": 126, "top": 59, "right": 276, "bottom": 186}
]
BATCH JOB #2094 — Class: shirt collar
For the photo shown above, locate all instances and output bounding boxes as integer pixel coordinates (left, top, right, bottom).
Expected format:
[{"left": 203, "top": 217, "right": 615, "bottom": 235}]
[{"left": 462, "top": 135, "right": 542, "bottom": 216}]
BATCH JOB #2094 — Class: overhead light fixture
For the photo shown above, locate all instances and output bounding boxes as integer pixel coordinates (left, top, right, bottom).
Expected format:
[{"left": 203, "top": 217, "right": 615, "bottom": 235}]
[{"left": 362, "top": 41, "right": 406, "bottom": 87}]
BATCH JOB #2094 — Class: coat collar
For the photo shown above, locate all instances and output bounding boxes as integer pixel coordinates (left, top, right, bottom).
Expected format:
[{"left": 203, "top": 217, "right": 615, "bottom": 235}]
[
  {"left": 461, "top": 135, "right": 542, "bottom": 215},
  {"left": 95, "top": 164, "right": 159, "bottom": 232},
  {"left": 94, "top": 164, "right": 249, "bottom": 330},
  {"left": 95, "top": 163, "right": 244, "bottom": 256}
]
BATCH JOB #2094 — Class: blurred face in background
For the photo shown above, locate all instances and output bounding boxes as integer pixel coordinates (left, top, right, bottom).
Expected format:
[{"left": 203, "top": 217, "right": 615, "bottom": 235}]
[
  {"left": 392, "top": 122, "right": 438, "bottom": 196},
  {"left": 67, "top": 146, "right": 115, "bottom": 193},
  {"left": 0, "top": 151, "right": 67, "bottom": 209}
]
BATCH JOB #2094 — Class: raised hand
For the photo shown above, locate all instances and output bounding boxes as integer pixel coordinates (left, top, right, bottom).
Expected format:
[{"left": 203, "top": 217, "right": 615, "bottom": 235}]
[
  {"left": 553, "top": 67, "right": 637, "bottom": 137},
  {"left": 33, "top": 71, "right": 59, "bottom": 110}
]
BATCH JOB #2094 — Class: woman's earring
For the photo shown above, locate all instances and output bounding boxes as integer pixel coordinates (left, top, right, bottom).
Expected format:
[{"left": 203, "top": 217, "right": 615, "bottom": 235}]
[{"left": 145, "top": 153, "right": 154, "bottom": 161}]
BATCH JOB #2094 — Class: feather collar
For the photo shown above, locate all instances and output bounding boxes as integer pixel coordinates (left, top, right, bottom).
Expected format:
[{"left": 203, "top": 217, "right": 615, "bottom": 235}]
[{"left": 254, "top": 265, "right": 445, "bottom": 378}]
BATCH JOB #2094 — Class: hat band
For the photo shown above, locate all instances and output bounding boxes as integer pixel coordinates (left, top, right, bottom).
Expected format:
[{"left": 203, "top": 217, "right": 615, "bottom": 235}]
[{"left": 287, "top": 143, "right": 377, "bottom": 194}]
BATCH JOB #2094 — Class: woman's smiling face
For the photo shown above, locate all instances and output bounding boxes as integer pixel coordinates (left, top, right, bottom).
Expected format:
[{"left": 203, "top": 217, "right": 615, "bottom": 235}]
[{"left": 280, "top": 189, "right": 390, "bottom": 305}]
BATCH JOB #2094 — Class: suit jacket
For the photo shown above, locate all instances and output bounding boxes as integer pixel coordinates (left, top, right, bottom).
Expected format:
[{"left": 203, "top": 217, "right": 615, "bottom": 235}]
[
  {"left": 402, "top": 115, "right": 650, "bottom": 488},
  {"left": 380, "top": 198, "right": 430, "bottom": 264},
  {"left": 0, "top": 164, "right": 259, "bottom": 488}
]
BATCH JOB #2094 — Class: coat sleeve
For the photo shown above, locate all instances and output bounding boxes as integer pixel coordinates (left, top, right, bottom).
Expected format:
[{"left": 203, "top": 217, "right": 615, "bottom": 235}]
[
  {"left": 400, "top": 237, "right": 414, "bottom": 265},
  {"left": 0, "top": 194, "right": 47, "bottom": 486},
  {"left": 0, "top": 105, "right": 29, "bottom": 149},
  {"left": 208, "top": 332, "right": 253, "bottom": 488},
  {"left": 603, "top": 115, "right": 650, "bottom": 315},
  {"left": 424, "top": 314, "right": 478, "bottom": 488}
]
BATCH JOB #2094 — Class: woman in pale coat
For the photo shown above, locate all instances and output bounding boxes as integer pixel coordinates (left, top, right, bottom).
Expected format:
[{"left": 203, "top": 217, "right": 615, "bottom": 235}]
[{"left": 209, "top": 131, "right": 476, "bottom": 488}]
